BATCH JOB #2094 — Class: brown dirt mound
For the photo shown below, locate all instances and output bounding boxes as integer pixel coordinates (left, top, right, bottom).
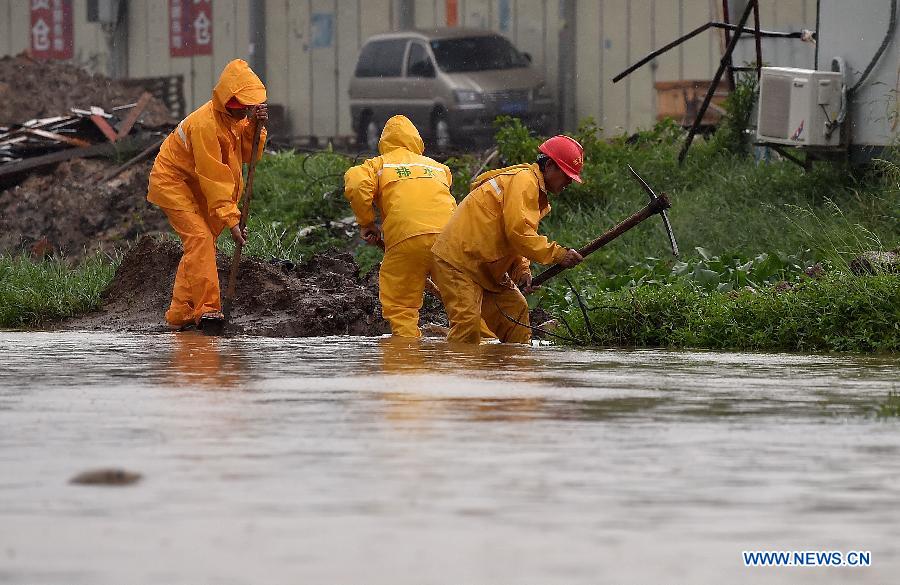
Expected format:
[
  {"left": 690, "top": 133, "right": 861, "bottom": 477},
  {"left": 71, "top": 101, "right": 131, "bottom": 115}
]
[
  {"left": 61, "top": 236, "right": 552, "bottom": 339},
  {"left": 0, "top": 157, "right": 168, "bottom": 259},
  {"left": 64, "top": 235, "right": 392, "bottom": 337},
  {"left": 0, "top": 54, "right": 173, "bottom": 127}
]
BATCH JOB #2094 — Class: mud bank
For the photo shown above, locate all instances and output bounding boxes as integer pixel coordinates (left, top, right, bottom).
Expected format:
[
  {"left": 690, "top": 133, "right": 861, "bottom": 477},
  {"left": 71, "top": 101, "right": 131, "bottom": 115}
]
[
  {"left": 62, "top": 235, "right": 410, "bottom": 337},
  {"left": 0, "top": 158, "right": 168, "bottom": 259}
]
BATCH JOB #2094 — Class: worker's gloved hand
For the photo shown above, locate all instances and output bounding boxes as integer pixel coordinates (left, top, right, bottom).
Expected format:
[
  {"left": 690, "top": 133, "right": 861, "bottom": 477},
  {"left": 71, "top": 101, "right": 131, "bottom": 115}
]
[
  {"left": 559, "top": 248, "right": 583, "bottom": 268},
  {"left": 518, "top": 272, "right": 538, "bottom": 294},
  {"left": 230, "top": 224, "right": 247, "bottom": 246},
  {"left": 254, "top": 103, "right": 269, "bottom": 126},
  {"left": 360, "top": 224, "right": 382, "bottom": 247}
]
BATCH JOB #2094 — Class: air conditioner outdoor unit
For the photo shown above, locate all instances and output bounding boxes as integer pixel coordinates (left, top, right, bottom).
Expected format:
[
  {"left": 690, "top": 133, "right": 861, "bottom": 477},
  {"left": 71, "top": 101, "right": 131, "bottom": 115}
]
[{"left": 756, "top": 67, "right": 843, "bottom": 147}]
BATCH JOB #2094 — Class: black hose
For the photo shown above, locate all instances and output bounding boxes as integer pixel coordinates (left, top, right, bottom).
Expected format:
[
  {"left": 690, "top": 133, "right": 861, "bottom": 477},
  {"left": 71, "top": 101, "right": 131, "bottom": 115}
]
[{"left": 850, "top": 0, "right": 897, "bottom": 94}]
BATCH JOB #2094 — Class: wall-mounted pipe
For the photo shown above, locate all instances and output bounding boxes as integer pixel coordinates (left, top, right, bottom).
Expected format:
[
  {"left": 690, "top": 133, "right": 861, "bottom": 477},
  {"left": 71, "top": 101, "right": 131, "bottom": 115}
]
[
  {"left": 249, "top": 0, "right": 266, "bottom": 82},
  {"left": 614, "top": 21, "right": 806, "bottom": 84}
]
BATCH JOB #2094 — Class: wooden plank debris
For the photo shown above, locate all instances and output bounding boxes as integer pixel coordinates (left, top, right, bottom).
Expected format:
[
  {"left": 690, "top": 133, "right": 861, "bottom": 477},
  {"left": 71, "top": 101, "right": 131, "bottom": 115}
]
[
  {"left": 24, "top": 128, "right": 91, "bottom": 148},
  {"left": 0, "top": 135, "right": 157, "bottom": 179},
  {"left": 100, "top": 135, "right": 165, "bottom": 183},
  {"left": 115, "top": 92, "right": 153, "bottom": 140},
  {"left": 90, "top": 107, "right": 120, "bottom": 142},
  {"left": 0, "top": 96, "right": 174, "bottom": 181}
]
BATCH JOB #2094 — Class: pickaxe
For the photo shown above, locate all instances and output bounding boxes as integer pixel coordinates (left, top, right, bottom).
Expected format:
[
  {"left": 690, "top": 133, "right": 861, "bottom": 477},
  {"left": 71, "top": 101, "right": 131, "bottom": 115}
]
[{"left": 530, "top": 164, "right": 678, "bottom": 288}]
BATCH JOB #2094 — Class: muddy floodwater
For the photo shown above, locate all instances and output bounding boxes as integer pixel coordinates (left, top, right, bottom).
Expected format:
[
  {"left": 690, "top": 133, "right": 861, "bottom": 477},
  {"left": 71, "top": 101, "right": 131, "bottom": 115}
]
[{"left": 1, "top": 331, "right": 898, "bottom": 584}]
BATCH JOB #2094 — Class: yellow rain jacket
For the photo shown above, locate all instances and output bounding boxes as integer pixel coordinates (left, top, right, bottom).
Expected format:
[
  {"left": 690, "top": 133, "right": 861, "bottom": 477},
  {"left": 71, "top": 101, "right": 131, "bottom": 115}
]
[
  {"left": 344, "top": 115, "right": 456, "bottom": 250},
  {"left": 147, "top": 59, "right": 267, "bottom": 229},
  {"left": 431, "top": 163, "right": 568, "bottom": 292},
  {"left": 344, "top": 115, "right": 460, "bottom": 338}
]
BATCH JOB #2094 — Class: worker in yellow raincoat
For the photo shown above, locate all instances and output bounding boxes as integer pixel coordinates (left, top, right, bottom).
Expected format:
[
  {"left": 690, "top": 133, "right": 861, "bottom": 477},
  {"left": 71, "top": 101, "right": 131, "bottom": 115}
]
[
  {"left": 344, "top": 115, "right": 460, "bottom": 338},
  {"left": 147, "top": 59, "right": 267, "bottom": 330},
  {"left": 431, "top": 135, "right": 586, "bottom": 344}
]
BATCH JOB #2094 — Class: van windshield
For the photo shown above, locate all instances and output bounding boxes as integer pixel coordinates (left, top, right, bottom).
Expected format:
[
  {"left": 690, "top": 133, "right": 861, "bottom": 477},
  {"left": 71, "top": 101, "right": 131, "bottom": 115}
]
[{"left": 429, "top": 36, "right": 529, "bottom": 72}]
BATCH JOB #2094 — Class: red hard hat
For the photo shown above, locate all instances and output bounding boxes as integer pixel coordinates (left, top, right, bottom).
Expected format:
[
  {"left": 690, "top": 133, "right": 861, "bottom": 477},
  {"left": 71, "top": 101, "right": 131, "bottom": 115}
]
[
  {"left": 538, "top": 135, "right": 584, "bottom": 183},
  {"left": 225, "top": 96, "right": 246, "bottom": 109}
]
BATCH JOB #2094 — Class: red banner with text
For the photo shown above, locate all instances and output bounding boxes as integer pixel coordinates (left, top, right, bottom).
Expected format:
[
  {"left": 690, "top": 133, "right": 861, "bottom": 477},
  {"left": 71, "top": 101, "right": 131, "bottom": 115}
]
[
  {"left": 170, "top": 0, "right": 213, "bottom": 57},
  {"left": 30, "top": 0, "right": 73, "bottom": 60}
]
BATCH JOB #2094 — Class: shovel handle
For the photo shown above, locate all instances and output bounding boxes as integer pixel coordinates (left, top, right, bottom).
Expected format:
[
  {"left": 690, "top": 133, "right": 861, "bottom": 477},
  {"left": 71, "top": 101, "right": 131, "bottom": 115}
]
[{"left": 223, "top": 119, "right": 264, "bottom": 318}]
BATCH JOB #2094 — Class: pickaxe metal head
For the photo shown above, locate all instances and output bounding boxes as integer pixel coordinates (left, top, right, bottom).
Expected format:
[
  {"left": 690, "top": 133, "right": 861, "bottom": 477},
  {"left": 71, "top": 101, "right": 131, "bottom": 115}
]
[{"left": 627, "top": 164, "right": 679, "bottom": 256}]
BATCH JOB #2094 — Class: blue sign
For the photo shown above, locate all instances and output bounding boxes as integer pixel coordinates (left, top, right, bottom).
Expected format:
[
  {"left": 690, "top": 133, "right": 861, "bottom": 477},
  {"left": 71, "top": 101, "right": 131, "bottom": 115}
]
[
  {"left": 311, "top": 13, "right": 334, "bottom": 48},
  {"left": 499, "top": 0, "right": 511, "bottom": 32}
]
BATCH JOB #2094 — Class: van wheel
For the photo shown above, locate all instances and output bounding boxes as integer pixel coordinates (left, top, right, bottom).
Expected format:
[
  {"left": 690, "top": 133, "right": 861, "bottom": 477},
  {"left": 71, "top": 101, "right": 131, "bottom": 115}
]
[
  {"left": 364, "top": 119, "right": 380, "bottom": 152},
  {"left": 432, "top": 113, "right": 451, "bottom": 152}
]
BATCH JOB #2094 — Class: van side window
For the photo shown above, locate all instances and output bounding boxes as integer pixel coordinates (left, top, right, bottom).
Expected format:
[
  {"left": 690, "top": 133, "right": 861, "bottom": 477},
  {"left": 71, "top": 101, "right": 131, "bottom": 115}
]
[
  {"left": 406, "top": 43, "right": 435, "bottom": 78},
  {"left": 355, "top": 39, "right": 407, "bottom": 78}
]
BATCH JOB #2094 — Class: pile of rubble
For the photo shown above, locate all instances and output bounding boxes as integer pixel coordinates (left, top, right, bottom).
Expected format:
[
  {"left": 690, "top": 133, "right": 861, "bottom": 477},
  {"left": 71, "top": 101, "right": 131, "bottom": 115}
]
[
  {"left": 0, "top": 54, "right": 176, "bottom": 188},
  {"left": 0, "top": 54, "right": 181, "bottom": 258},
  {"left": 0, "top": 54, "right": 174, "bottom": 127},
  {"left": 0, "top": 157, "right": 169, "bottom": 259}
]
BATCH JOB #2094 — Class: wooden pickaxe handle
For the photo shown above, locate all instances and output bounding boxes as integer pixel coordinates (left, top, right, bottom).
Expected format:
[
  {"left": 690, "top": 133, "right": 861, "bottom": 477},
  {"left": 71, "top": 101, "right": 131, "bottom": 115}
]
[
  {"left": 222, "top": 118, "right": 263, "bottom": 320},
  {"left": 530, "top": 192, "right": 671, "bottom": 288}
]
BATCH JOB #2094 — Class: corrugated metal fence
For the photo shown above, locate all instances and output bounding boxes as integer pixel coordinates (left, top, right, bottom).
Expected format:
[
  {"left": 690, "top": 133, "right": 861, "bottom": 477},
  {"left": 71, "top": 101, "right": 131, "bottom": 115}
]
[{"left": 1, "top": 0, "right": 817, "bottom": 139}]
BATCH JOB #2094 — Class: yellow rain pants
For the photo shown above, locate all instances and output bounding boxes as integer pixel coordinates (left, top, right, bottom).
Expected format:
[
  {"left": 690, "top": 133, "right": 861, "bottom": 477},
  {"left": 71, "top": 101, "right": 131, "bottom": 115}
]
[
  {"left": 431, "top": 256, "right": 531, "bottom": 344},
  {"left": 379, "top": 233, "right": 439, "bottom": 338},
  {"left": 162, "top": 208, "right": 226, "bottom": 327}
]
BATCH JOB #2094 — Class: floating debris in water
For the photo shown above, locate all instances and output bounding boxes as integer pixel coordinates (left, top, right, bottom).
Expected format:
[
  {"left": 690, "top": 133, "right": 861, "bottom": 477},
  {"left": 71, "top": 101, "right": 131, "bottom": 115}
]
[{"left": 69, "top": 468, "right": 142, "bottom": 486}]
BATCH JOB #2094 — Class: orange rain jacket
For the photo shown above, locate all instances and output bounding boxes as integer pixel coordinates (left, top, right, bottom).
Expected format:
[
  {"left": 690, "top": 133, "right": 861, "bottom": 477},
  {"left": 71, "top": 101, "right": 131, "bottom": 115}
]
[
  {"left": 147, "top": 59, "right": 267, "bottom": 229},
  {"left": 431, "top": 163, "right": 568, "bottom": 292},
  {"left": 343, "top": 115, "right": 457, "bottom": 250}
]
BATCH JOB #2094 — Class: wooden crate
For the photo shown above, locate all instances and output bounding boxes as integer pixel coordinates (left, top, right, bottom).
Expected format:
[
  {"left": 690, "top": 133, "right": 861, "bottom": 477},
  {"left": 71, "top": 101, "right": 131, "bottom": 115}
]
[{"left": 655, "top": 80, "right": 730, "bottom": 127}]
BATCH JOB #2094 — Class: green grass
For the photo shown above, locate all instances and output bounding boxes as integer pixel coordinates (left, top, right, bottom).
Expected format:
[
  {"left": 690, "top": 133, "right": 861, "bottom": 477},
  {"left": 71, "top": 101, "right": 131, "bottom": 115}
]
[
  {"left": 539, "top": 272, "right": 900, "bottom": 352},
  {"left": 494, "top": 116, "right": 899, "bottom": 276},
  {"left": 218, "top": 148, "right": 388, "bottom": 274},
  {"left": 0, "top": 252, "right": 120, "bottom": 327}
]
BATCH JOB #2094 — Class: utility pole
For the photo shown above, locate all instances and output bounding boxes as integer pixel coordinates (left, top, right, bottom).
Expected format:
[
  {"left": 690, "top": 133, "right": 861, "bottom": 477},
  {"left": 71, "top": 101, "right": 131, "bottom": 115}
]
[
  {"left": 558, "top": 0, "right": 577, "bottom": 132},
  {"left": 398, "top": 0, "right": 416, "bottom": 29}
]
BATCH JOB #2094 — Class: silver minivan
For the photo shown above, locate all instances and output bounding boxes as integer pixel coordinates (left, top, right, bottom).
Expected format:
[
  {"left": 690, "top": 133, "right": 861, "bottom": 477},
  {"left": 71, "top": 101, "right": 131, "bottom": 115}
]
[{"left": 349, "top": 28, "right": 555, "bottom": 151}]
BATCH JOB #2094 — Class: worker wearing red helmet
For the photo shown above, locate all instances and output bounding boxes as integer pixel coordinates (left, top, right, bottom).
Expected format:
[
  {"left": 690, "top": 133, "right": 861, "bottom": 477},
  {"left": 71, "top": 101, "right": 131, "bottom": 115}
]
[{"left": 430, "top": 135, "right": 585, "bottom": 344}]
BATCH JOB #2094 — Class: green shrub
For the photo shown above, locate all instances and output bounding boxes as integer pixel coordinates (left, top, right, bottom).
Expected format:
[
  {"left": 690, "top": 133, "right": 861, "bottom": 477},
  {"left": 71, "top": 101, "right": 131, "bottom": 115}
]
[{"left": 543, "top": 272, "right": 900, "bottom": 352}]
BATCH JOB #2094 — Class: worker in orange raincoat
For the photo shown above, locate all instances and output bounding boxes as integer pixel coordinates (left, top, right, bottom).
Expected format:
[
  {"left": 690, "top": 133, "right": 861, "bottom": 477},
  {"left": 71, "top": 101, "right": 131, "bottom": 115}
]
[
  {"left": 147, "top": 59, "right": 267, "bottom": 330},
  {"left": 344, "top": 115, "right": 459, "bottom": 338},
  {"left": 430, "top": 135, "right": 586, "bottom": 344}
]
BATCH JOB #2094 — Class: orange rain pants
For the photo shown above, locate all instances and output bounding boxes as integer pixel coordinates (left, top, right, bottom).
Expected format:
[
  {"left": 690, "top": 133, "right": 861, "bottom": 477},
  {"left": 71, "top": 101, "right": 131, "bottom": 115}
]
[
  {"left": 162, "top": 207, "right": 226, "bottom": 327},
  {"left": 431, "top": 256, "right": 531, "bottom": 344}
]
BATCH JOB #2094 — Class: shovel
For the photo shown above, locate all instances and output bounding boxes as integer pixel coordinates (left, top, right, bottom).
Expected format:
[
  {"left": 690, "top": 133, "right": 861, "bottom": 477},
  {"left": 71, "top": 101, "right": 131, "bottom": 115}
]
[{"left": 213, "top": 118, "right": 263, "bottom": 334}]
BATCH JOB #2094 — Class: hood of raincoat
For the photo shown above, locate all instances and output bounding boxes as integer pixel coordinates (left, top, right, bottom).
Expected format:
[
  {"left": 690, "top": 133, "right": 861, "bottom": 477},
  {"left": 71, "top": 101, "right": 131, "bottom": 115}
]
[
  {"left": 378, "top": 115, "right": 425, "bottom": 155},
  {"left": 470, "top": 163, "right": 535, "bottom": 191},
  {"left": 212, "top": 59, "right": 267, "bottom": 112}
]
